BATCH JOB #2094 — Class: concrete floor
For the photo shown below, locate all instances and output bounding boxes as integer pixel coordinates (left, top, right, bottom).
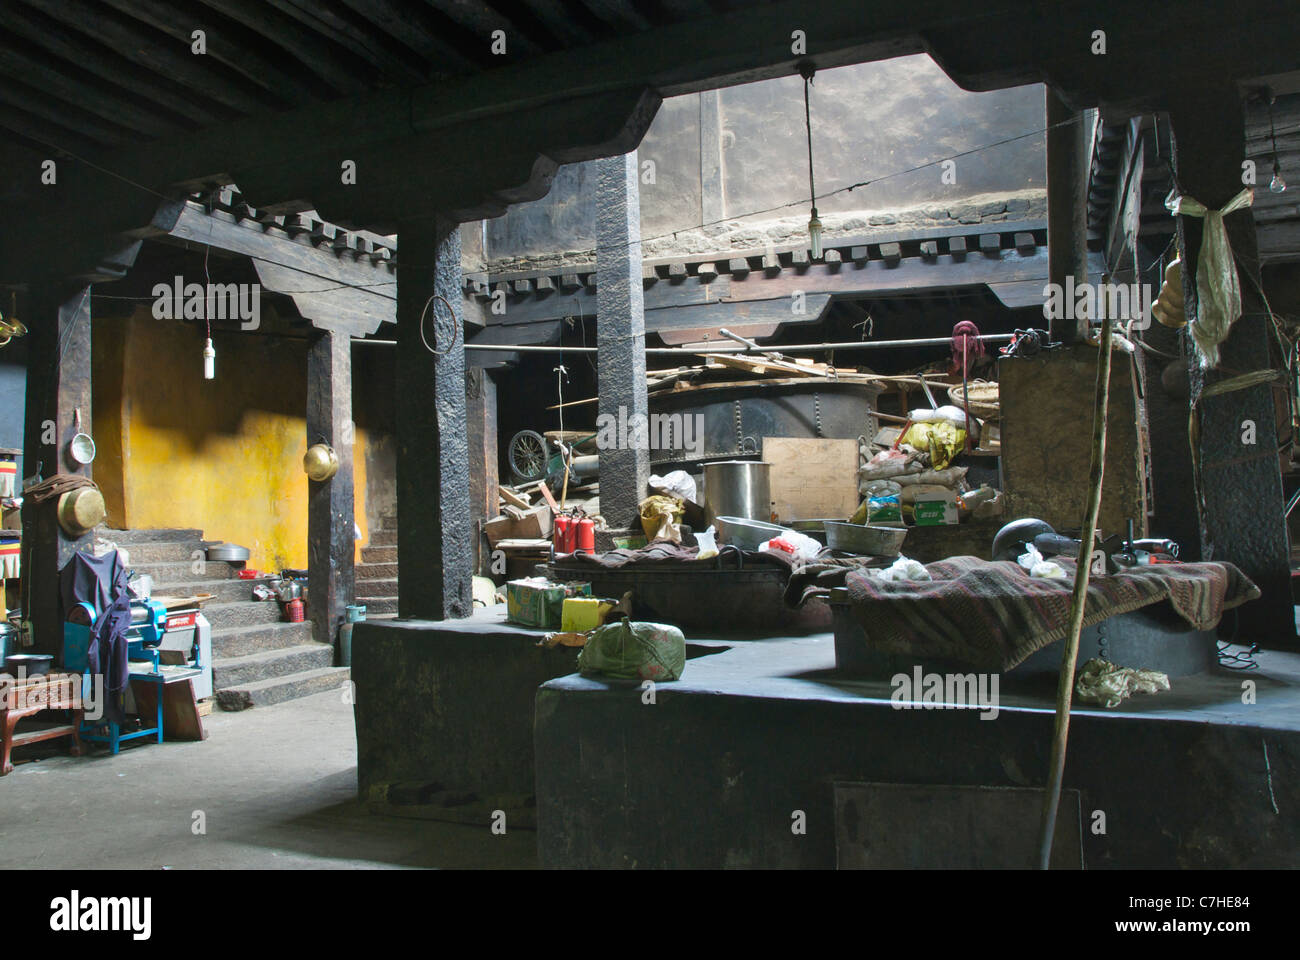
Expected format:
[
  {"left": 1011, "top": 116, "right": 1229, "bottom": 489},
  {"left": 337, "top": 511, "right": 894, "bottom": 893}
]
[{"left": 0, "top": 689, "right": 537, "bottom": 870}]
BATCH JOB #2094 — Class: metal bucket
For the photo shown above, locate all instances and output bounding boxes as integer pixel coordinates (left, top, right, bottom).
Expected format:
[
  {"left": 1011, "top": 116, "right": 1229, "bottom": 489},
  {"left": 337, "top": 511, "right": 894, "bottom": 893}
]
[{"left": 703, "top": 460, "right": 770, "bottom": 523}]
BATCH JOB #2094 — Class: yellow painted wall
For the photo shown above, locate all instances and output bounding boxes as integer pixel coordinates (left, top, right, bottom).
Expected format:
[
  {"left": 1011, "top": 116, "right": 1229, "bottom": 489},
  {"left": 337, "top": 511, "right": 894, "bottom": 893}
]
[{"left": 93, "top": 310, "right": 372, "bottom": 572}]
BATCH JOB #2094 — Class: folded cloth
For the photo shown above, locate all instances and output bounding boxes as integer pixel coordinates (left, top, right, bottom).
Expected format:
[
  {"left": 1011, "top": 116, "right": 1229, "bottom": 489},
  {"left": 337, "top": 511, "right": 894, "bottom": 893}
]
[{"left": 841, "top": 556, "right": 1259, "bottom": 672}]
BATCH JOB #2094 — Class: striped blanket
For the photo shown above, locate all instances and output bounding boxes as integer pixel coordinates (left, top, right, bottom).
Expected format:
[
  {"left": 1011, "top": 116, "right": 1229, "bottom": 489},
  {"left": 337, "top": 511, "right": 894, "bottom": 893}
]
[{"left": 842, "top": 556, "right": 1259, "bottom": 671}]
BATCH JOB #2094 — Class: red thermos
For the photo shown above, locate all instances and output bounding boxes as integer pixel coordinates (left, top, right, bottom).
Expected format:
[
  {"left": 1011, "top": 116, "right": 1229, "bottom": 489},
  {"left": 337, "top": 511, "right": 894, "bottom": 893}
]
[
  {"left": 576, "top": 517, "right": 595, "bottom": 554},
  {"left": 554, "top": 515, "right": 573, "bottom": 553}
]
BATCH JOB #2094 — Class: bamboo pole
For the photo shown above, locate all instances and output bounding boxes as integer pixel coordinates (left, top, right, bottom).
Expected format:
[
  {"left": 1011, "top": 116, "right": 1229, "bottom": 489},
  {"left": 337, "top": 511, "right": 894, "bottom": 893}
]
[{"left": 1037, "top": 314, "right": 1112, "bottom": 869}]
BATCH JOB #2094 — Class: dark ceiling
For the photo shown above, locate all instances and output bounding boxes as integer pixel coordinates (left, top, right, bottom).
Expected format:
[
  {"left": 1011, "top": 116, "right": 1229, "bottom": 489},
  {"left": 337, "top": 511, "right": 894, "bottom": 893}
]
[{"left": 0, "top": 0, "right": 732, "bottom": 155}]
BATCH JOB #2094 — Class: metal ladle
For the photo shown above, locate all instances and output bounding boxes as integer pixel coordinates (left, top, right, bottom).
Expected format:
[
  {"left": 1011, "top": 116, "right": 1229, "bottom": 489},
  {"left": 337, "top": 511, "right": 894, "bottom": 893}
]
[{"left": 68, "top": 408, "right": 95, "bottom": 465}]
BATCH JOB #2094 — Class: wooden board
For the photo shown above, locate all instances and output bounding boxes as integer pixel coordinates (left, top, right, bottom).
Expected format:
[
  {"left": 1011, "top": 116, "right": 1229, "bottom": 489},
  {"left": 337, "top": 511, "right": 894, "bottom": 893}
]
[
  {"left": 131, "top": 678, "right": 206, "bottom": 742},
  {"left": 763, "top": 437, "right": 860, "bottom": 523}
]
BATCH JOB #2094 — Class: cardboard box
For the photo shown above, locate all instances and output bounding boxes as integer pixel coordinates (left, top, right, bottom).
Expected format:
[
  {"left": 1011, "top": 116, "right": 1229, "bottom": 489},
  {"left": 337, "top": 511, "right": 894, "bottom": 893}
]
[
  {"left": 912, "top": 490, "right": 958, "bottom": 525},
  {"left": 484, "top": 505, "right": 554, "bottom": 548},
  {"left": 506, "top": 578, "right": 591, "bottom": 628}
]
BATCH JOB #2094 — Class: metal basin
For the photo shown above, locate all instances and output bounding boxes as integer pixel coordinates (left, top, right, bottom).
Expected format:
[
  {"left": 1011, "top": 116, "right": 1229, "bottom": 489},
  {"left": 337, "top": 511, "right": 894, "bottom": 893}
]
[
  {"left": 824, "top": 522, "right": 908, "bottom": 558},
  {"left": 713, "top": 515, "right": 786, "bottom": 551}
]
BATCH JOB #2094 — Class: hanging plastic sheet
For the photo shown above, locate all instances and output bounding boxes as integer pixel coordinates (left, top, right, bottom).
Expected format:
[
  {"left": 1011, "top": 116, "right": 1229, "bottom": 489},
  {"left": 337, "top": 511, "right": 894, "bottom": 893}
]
[{"left": 1165, "top": 188, "right": 1254, "bottom": 368}]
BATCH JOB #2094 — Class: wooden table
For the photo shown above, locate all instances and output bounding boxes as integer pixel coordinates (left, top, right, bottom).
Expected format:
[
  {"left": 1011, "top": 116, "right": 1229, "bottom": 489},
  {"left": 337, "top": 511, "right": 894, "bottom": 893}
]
[{"left": 0, "top": 671, "right": 83, "bottom": 775}]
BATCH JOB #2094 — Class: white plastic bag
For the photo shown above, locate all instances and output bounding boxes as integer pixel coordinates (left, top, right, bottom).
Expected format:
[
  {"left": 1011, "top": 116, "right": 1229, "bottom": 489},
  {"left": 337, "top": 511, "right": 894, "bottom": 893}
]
[
  {"left": 866, "top": 556, "right": 932, "bottom": 582},
  {"left": 758, "top": 529, "right": 822, "bottom": 561},
  {"left": 649, "top": 470, "right": 697, "bottom": 504},
  {"left": 695, "top": 526, "right": 719, "bottom": 561},
  {"left": 1018, "top": 543, "right": 1068, "bottom": 580}
]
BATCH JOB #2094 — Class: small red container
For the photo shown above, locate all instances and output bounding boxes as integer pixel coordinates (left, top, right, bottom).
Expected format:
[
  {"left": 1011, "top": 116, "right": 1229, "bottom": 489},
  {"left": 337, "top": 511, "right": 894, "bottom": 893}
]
[
  {"left": 237, "top": 569, "right": 260, "bottom": 580},
  {"left": 286, "top": 598, "right": 305, "bottom": 623},
  {"left": 575, "top": 517, "right": 595, "bottom": 554}
]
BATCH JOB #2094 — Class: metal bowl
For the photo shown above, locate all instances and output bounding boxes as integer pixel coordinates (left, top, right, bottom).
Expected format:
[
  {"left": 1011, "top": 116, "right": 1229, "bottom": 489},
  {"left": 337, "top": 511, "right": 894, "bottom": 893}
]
[
  {"left": 824, "top": 521, "right": 908, "bottom": 558},
  {"left": 4, "top": 653, "right": 52, "bottom": 677},
  {"left": 207, "top": 543, "right": 251, "bottom": 563},
  {"left": 713, "top": 515, "right": 786, "bottom": 551}
]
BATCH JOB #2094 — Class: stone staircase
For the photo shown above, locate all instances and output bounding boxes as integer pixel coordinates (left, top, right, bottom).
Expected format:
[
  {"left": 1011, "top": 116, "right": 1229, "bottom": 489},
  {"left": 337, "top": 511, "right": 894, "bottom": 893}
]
[
  {"left": 99, "top": 528, "right": 349, "bottom": 710},
  {"left": 356, "top": 515, "right": 398, "bottom": 619}
]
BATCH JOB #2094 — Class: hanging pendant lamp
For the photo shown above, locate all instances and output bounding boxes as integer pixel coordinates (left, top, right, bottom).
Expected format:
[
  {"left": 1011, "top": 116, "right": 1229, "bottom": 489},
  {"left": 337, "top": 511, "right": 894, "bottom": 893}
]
[{"left": 800, "top": 62, "right": 823, "bottom": 260}]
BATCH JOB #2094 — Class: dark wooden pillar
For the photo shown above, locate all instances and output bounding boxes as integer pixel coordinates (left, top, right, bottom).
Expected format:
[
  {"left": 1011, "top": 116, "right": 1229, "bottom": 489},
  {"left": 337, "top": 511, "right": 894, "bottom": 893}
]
[
  {"left": 394, "top": 217, "right": 473, "bottom": 619},
  {"left": 1169, "top": 84, "right": 1294, "bottom": 645},
  {"left": 466, "top": 366, "right": 498, "bottom": 576},
  {"left": 21, "top": 283, "right": 93, "bottom": 654},
  {"left": 1046, "top": 87, "right": 1091, "bottom": 345},
  {"left": 306, "top": 327, "right": 355, "bottom": 653}
]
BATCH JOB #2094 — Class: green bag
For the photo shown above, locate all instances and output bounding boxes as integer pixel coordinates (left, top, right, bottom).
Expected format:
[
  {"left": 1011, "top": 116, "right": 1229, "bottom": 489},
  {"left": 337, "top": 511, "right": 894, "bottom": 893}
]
[{"left": 577, "top": 619, "right": 686, "bottom": 682}]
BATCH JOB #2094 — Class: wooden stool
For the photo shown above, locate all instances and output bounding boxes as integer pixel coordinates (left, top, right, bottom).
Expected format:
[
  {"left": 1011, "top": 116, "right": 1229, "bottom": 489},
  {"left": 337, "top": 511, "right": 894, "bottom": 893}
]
[{"left": 0, "top": 671, "right": 83, "bottom": 775}]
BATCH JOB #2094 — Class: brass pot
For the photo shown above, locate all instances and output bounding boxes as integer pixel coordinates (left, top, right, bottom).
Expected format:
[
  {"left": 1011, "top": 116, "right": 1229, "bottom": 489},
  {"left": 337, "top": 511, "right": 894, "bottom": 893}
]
[
  {"left": 57, "top": 488, "right": 107, "bottom": 537},
  {"left": 303, "top": 443, "right": 340, "bottom": 482}
]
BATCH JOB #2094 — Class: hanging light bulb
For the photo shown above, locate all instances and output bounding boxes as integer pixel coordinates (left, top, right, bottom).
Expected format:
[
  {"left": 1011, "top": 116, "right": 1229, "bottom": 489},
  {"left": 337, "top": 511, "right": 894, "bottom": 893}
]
[
  {"left": 800, "top": 62, "right": 822, "bottom": 260},
  {"left": 1265, "top": 89, "right": 1287, "bottom": 193},
  {"left": 203, "top": 337, "right": 216, "bottom": 380}
]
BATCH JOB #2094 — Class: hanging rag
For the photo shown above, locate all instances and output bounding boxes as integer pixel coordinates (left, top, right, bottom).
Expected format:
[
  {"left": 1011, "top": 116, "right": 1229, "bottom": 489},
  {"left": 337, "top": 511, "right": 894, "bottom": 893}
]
[
  {"left": 950, "top": 320, "right": 984, "bottom": 378},
  {"left": 1165, "top": 188, "right": 1254, "bottom": 368},
  {"left": 60, "top": 549, "right": 132, "bottom": 724}
]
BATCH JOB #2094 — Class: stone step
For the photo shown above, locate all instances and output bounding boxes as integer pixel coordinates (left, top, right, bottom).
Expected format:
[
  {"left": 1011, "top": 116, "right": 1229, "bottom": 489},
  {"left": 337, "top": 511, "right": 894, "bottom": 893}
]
[
  {"left": 359, "top": 577, "right": 397, "bottom": 597},
  {"left": 105, "top": 539, "right": 205, "bottom": 564},
  {"left": 216, "top": 666, "right": 351, "bottom": 711},
  {"left": 201, "top": 599, "right": 284, "bottom": 629},
  {"left": 131, "top": 559, "right": 242, "bottom": 583},
  {"left": 361, "top": 546, "right": 396, "bottom": 564},
  {"left": 368, "top": 529, "right": 397, "bottom": 546},
  {"left": 356, "top": 596, "right": 397, "bottom": 616},
  {"left": 96, "top": 527, "right": 204, "bottom": 544},
  {"left": 210, "top": 620, "right": 313, "bottom": 659},
  {"left": 356, "top": 561, "right": 397, "bottom": 580},
  {"left": 380, "top": 516, "right": 398, "bottom": 532},
  {"left": 149, "top": 577, "right": 271, "bottom": 604},
  {"left": 213, "top": 642, "right": 335, "bottom": 689}
]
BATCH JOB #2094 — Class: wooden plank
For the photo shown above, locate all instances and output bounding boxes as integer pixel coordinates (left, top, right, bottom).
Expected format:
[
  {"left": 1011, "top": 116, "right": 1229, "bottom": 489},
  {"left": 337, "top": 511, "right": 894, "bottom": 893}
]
[
  {"left": 499, "top": 486, "right": 531, "bottom": 510},
  {"left": 764, "top": 438, "right": 860, "bottom": 523},
  {"left": 535, "top": 481, "right": 561, "bottom": 514}
]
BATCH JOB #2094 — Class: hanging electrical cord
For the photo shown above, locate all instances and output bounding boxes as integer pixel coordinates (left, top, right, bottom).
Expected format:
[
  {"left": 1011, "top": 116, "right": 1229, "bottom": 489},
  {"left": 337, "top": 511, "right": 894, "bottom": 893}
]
[
  {"left": 417, "top": 293, "right": 461, "bottom": 355},
  {"left": 1216, "top": 609, "right": 1259, "bottom": 670}
]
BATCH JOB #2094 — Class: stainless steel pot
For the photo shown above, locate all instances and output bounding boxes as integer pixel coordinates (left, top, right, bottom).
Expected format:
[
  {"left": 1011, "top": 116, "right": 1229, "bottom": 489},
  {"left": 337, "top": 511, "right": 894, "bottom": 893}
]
[
  {"left": 703, "top": 460, "right": 771, "bottom": 524},
  {"left": 276, "top": 581, "right": 303, "bottom": 602}
]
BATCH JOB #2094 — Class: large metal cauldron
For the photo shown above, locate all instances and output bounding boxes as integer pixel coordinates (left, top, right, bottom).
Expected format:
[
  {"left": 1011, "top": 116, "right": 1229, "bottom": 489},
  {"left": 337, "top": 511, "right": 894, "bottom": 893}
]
[{"left": 648, "top": 379, "right": 881, "bottom": 468}]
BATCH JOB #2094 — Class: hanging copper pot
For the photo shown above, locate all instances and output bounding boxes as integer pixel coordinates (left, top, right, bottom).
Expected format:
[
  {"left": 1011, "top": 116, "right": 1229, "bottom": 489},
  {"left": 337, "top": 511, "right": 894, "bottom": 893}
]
[
  {"left": 57, "top": 487, "right": 106, "bottom": 537},
  {"left": 303, "top": 442, "right": 340, "bottom": 482}
]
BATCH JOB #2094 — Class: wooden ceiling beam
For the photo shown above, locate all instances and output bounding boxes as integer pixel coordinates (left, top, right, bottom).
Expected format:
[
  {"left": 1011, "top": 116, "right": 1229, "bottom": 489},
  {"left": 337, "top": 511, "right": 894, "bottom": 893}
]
[
  {"left": 99, "top": 0, "right": 337, "bottom": 102},
  {"left": 0, "top": 4, "right": 235, "bottom": 126},
  {"left": 17, "top": 0, "right": 287, "bottom": 116}
]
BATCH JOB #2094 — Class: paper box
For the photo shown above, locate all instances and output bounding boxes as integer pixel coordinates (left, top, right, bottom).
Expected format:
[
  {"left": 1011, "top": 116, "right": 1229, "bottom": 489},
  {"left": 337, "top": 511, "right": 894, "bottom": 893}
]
[
  {"left": 506, "top": 578, "right": 591, "bottom": 628},
  {"left": 912, "top": 490, "right": 958, "bottom": 526}
]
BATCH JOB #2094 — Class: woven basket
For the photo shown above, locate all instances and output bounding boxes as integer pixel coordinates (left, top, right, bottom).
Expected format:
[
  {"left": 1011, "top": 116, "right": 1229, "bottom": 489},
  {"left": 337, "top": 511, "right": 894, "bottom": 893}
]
[{"left": 949, "top": 380, "right": 1000, "bottom": 420}]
